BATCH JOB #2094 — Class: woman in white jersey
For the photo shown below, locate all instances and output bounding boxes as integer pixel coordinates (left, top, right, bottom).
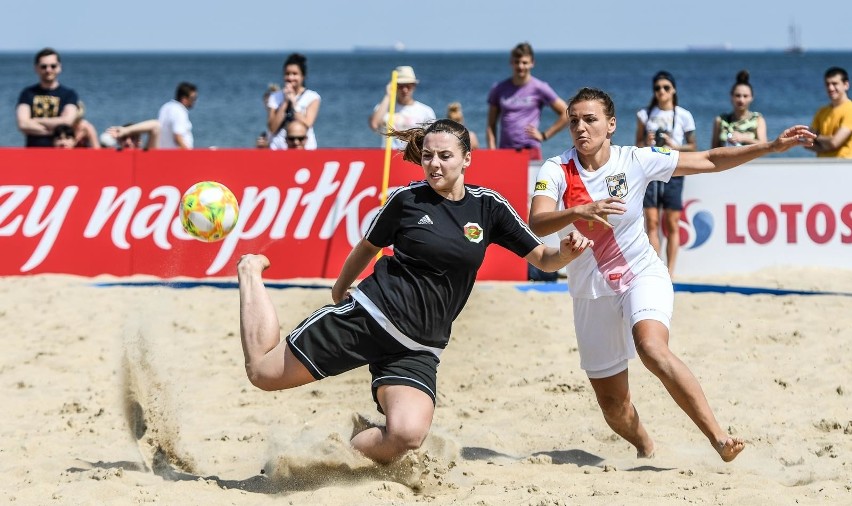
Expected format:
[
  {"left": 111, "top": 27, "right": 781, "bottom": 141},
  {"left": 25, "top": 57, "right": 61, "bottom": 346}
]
[
  {"left": 265, "top": 53, "right": 321, "bottom": 150},
  {"left": 530, "top": 87, "right": 813, "bottom": 462},
  {"left": 237, "top": 119, "right": 592, "bottom": 464}
]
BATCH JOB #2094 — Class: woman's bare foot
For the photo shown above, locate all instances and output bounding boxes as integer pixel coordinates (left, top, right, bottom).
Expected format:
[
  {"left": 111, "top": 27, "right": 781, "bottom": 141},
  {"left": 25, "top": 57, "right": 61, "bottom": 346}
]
[
  {"left": 637, "top": 440, "right": 655, "bottom": 459},
  {"left": 237, "top": 254, "right": 270, "bottom": 276},
  {"left": 716, "top": 437, "right": 745, "bottom": 462}
]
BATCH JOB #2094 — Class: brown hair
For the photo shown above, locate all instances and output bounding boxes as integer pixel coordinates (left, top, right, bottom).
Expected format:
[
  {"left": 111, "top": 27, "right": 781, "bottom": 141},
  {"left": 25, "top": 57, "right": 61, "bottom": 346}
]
[
  {"left": 34, "top": 47, "right": 60, "bottom": 65},
  {"left": 511, "top": 42, "right": 534, "bottom": 61},
  {"left": 386, "top": 119, "right": 471, "bottom": 164},
  {"left": 568, "top": 87, "right": 616, "bottom": 119}
]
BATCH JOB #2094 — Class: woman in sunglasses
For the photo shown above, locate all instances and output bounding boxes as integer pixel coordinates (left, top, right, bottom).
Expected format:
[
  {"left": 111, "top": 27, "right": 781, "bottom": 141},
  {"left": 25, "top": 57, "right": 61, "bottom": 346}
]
[{"left": 634, "top": 70, "right": 696, "bottom": 278}]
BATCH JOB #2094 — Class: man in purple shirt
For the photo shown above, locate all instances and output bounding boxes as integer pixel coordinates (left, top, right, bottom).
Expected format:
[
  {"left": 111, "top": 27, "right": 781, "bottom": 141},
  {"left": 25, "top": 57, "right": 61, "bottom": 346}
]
[{"left": 486, "top": 42, "right": 569, "bottom": 160}]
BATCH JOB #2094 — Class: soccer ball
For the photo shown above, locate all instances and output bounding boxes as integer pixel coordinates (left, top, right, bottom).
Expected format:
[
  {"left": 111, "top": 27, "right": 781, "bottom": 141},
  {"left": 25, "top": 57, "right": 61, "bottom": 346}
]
[{"left": 179, "top": 181, "right": 239, "bottom": 242}]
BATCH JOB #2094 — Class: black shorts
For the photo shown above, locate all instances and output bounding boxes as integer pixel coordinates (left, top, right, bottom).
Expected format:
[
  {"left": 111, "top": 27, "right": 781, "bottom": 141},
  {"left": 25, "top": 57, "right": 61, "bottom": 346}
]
[
  {"left": 643, "top": 176, "right": 685, "bottom": 210},
  {"left": 287, "top": 297, "right": 439, "bottom": 413}
]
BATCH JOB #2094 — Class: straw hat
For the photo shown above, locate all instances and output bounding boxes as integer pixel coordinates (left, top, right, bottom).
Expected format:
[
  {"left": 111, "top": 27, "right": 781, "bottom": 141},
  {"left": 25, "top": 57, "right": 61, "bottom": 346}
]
[{"left": 394, "top": 66, "right": 419, "bottom": 84}]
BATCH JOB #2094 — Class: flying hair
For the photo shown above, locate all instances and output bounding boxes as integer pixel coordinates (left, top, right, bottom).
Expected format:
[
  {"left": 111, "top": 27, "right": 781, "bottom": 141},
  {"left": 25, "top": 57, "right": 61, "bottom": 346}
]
[{"left": 385, "top": 119, "right": 471, "bottom": 165}]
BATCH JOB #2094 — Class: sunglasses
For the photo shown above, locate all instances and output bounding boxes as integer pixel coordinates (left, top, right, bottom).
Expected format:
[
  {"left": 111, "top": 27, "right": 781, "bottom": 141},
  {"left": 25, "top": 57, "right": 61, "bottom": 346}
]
[
  {"left": 39, "top": 63, "right": 59, "bottom": 70},
  {"left": 654, "top": 84, "right": 672, "bottom": 92},
  {"left": 286, "top": 135, "right": 307, "bottom": 142}
]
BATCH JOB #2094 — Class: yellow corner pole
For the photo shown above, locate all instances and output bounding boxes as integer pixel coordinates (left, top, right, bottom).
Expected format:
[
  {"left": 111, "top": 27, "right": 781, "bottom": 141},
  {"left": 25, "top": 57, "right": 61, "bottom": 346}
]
[
  {"left": 377, "top": 70, "right": 398, "bottom": 259},
  {"left": 380, "top": 70, "right": 399, "bottom": 206}
]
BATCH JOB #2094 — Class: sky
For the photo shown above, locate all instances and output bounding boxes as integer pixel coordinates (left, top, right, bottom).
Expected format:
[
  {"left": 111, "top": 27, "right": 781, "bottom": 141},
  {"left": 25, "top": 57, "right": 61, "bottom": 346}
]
[{"left": 1, "top": 0, "right": 849, "bottom": 52}]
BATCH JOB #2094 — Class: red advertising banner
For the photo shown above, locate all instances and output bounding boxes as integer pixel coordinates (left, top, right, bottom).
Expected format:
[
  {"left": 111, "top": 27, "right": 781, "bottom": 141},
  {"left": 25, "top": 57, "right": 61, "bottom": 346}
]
[{"left": 0, "top": 148, "right": 531, "bottom": 280}]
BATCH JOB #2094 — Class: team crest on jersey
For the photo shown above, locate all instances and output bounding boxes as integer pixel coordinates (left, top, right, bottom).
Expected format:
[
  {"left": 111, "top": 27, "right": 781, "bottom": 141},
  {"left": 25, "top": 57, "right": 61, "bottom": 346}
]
[
  {"left": 651, "top": 146, "right": 672, "bottom": 155},
  {"left": 463, "top": 222, "right": 484, "bottom": 243},
  {"left": 605, "top": 173, "right": 628, "bottom": 198},
  {"left": 535, "top": 180, "right": 548, "bottom": 191}
]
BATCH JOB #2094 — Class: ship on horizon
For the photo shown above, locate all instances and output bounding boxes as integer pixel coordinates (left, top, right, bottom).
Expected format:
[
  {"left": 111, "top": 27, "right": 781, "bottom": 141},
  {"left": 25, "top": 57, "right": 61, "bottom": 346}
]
[
  {"left": 786, "top": 22, "right": 804, "bottom": 53},
  {"left": 686, "top": 42, "right": 734, "bottom": 52},
  {"left": 352, "top": 41, "right": 406, "bottom": 54}
]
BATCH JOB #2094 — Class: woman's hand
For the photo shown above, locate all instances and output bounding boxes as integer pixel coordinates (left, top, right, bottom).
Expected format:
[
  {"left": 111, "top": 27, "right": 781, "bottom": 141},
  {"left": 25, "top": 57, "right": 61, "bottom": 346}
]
[
  {"left": 574, "top": 197, "right": 626, "bottom": 229},
  {"left": 283, "top": 82, "right": 297, "bottom": 104},
  {"left": 771, "top": 125, "right": 816, "bottom": 153},
  {"left": 559, "top": 230, "right": 594, "bottom": 259}
]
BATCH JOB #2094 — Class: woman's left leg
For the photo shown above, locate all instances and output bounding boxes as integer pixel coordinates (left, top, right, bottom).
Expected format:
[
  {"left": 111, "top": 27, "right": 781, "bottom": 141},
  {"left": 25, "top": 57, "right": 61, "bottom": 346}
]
[
  {"left": 350, "top": 385, "right": 434, "bottom": 464},
  {"left": 633, "top": 320, "right": 744, "bottom": 462},
  {"left": 663, "top": 209, "right": 681, "bottom": 277}
]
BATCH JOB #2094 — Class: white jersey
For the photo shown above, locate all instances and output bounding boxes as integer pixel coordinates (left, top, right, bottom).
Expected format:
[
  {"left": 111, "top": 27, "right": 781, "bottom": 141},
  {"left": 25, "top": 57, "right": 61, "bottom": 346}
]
[
  {"left": 533, "top": 145, "right": 679, "bottom": 298},
  {"left": 637, "top": 106, "right": 695, "bottom": 145},
  {"left": 375, "top": 100, "right": 436, "bottom": 149},
  {"left": 266, "top": 88, "right": 321, "bottom": 150},
  {"left": 157, "top": 99, "right": 193, "bottom": 149}
]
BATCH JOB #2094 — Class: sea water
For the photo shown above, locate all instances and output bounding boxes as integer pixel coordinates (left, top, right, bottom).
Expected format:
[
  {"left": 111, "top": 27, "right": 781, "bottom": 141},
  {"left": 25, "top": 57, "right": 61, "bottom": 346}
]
[{"left": 1, "top": 50, "right": 850, "bottom": 157}]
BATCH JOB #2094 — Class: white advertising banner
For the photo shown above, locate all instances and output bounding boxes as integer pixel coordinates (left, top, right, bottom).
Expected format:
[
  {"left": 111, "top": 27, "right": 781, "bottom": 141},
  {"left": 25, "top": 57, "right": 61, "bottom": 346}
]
[{"left": 528, "top": 158, "right": 852, "bottom": 276}]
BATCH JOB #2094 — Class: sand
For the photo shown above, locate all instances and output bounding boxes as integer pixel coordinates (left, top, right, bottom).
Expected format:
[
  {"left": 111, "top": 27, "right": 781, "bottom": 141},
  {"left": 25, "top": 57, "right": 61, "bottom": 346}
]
[{"left": 2, "top": 268, "right": 851, "bottom": 505}]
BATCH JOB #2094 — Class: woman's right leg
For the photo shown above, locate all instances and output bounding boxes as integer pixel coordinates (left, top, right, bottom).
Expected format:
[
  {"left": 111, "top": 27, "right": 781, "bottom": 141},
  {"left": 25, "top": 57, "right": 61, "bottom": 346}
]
[
  {"left": 350, "top": 384, "right": 434, "bottom": 464},
  {"left": 237, "top": 254, "right": 315, "bottom": 391},
  {"left": 589, "top": 371, "right": 655, "bottom": 457}
]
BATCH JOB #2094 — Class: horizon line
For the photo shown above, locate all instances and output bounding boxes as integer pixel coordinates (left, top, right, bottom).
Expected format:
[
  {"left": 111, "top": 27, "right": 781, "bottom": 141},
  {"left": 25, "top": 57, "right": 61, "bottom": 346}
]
[{"left": 1, "top": 47, "right": 850, "bottom": 55}]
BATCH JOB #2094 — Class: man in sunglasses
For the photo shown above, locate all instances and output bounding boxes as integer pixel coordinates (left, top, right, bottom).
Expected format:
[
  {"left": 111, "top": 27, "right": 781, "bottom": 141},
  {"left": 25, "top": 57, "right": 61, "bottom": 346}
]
[
  {"left": 16, "top": 47, "right": 79, "bottom": 147},
  {"left": 284, "top": 120, "right": 309, "bottom": 150}
]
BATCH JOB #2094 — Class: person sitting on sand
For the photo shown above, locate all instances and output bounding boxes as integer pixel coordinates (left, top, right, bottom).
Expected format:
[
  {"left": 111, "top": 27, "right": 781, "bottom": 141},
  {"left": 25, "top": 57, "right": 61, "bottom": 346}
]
[
  {"left": 529, "top": 87, "right": 815, "bottom": 462},
  {"left": 237, "top": 118, "right": 593, "bottom": 464}
]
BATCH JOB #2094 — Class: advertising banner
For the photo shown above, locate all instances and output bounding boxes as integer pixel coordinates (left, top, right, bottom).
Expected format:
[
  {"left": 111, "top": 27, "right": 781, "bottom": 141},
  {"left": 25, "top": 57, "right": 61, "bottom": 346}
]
[{"left": 0, "top": 149, "right": 531, "bottom": 280}]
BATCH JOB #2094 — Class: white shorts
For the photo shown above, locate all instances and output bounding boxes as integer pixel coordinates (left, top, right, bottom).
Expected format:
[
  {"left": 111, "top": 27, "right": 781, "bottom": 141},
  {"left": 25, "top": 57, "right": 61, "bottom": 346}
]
[{"left": 572, "top": 272, "right": 673, "bottom": 379}]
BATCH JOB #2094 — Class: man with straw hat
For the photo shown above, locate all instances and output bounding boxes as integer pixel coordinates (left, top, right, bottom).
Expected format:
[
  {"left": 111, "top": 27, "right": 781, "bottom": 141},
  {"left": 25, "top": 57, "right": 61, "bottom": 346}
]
[{"left": 369, "top": 65, "right": 435, "bottom": 149}]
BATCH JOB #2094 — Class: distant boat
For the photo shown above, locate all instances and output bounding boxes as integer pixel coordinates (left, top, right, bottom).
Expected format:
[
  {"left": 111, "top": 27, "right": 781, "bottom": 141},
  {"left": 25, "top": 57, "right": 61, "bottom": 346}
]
[
  {"left": 687, "top": 42, "right": 733, "bottom": 53},
  {"left": 352, "top": 41, "right": 406, "bottom": 54},
  {"left": 786, "top": 23, "right": 804, "bottom": 53}
]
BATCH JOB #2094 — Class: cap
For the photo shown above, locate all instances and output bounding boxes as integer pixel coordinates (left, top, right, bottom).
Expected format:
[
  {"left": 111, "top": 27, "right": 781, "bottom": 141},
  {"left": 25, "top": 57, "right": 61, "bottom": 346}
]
[{"left": 653, "top": 70, "right": 676, "bottom": 88}]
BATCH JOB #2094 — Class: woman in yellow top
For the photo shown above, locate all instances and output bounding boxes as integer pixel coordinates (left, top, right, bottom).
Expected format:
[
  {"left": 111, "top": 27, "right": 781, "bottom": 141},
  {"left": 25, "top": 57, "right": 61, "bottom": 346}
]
[{"left": 711, "top": 70, "right": 767, "bottom": 148}]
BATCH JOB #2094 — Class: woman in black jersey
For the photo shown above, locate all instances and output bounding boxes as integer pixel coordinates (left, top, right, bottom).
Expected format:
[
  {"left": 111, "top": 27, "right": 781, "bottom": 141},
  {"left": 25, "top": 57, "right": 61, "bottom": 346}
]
[{"left": 237, "top": 118, "right": 593, "bottom": 464}]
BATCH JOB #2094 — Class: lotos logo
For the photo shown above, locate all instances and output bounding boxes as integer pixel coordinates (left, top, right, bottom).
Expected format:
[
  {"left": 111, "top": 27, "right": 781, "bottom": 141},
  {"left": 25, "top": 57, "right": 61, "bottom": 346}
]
[{"left": 677, "top": 199, "right": 713, "bottom": 249}]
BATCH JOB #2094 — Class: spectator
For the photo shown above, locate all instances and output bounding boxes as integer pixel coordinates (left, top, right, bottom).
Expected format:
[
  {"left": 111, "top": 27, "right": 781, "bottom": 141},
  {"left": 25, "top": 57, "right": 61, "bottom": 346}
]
[
  {"left": 446, "top": 102, "right": 480, "bottom": 149},
  {"left": 486, "top": 42, "right": 568, "bottom": 160},
  {"left": 266, "top": 53, "right": 321, "bottom": 150},
  {"left": 808, "top": 66, "right": 852, "bottom": 158},
  {"left": 157, "top": 82, "right": 197, "bottom": 149},
  {"left": 72, "top": 100, "right": 101, "bottom": 149},
  {"left": 102, "top": 120, "right": 160, "bottom": 150},
  {"left": 16, "top": 48, "right": 79, "bottom": 147},
  {"left": 256, "top": 83, "right": 280, "bottom": 148},
  {"left": 369, "top": 65, "right": 435, "bottom": 149},
  {"left": 284, "top": 120, "right": 309, "bottom": 150},
  {"left": 635, "top": 70, "right": 696, "bottom": 278},
  {"left": 52, "top": 124, "right": 76, "bottom": 149},
  {"left": 711, "top": 70, "right": 767, "bottom": 148}
]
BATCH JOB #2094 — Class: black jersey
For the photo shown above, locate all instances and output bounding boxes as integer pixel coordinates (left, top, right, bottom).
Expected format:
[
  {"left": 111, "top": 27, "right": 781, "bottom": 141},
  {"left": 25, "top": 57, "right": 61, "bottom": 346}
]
[
  {"left": 17, "top": 84, "right": 79, "bottom": 147},
  {"left": 355, "top": 181, "right": 542, "bottom": 348}
]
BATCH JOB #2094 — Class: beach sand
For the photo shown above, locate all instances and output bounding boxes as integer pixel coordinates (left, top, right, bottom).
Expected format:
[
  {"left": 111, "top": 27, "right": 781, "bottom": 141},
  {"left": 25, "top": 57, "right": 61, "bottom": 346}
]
[{"left": 2, "top": 269, "right": 851, "bottom": 505}]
